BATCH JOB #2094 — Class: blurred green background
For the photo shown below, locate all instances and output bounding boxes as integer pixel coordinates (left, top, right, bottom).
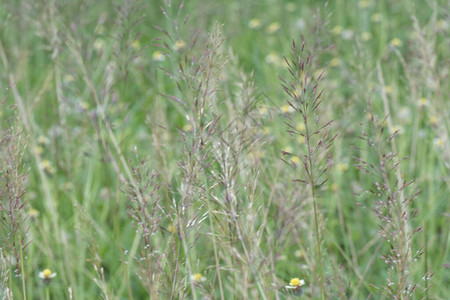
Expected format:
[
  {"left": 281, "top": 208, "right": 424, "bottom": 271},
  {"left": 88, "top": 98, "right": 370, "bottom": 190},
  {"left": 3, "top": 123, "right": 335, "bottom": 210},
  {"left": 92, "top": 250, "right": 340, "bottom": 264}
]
[{"left": 0, "top": 0, "right": 448, "bottom": 299}]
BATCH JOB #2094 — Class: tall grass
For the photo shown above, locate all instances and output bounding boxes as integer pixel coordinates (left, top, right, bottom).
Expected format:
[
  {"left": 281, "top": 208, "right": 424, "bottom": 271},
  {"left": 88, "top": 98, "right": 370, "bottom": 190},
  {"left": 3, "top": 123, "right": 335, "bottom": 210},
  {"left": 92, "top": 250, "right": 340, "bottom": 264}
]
[
  {"left": 280, "top": 41, "right": 337, "bottom": 299},
  {"left": 0, "top": 97, "right": 29, "bottom": 299},
  {"left": 0, "top": 0, "right": 448, "bottom": 299}
]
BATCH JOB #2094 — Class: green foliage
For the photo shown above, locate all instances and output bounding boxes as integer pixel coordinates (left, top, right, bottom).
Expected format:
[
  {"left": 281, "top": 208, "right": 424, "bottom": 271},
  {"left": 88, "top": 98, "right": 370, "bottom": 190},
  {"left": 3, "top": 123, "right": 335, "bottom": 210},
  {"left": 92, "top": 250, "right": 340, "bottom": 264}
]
[{"left": 0, "top": 0, "right": 448, "bottom": 299}]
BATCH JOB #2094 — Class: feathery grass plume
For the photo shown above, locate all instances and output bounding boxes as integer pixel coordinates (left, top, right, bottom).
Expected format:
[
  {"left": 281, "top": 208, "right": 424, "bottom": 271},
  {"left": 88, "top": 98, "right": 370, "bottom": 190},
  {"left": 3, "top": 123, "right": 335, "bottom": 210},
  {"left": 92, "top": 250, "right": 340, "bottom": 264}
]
[
  {"left": 205, "top": 53, "right": 276, "bottom": 298},
  {"left": 279, "top": 41, "right": 337, "bottom": 299},
  {"left": 121, "top": 150, "right": 163, "bottom": 298},
  {"left": 59, "top": 3, "right": 166, "bottom": 298},
  {"left": 112, "top": 0, "right": 146, "bottom": 91},
  {"left": 399, "top": 15, "right": 449, "bottom": 298},
  {"left": 307, "top": 5, "right": 333, "bottom": 68},
  {"left": 1, "top": 253, "right": 13, "bottom": 300},
  {"left": 74, "top": 202, "right": 115, "bottom": 300},
  {"left": 154, "top": 3, "right": 224, "bottom": 298},
  {"left": 60, "top": 6, "right": 146, "bottom": 299},
  {"left": 397, "top": 16, "right": 450, "bottom": 181},
  {"left": 0, "top": 91, "right": 29, "bottom": 298},
  {"left": 354, "top": 100, "right": 429, "bottom": 298}
]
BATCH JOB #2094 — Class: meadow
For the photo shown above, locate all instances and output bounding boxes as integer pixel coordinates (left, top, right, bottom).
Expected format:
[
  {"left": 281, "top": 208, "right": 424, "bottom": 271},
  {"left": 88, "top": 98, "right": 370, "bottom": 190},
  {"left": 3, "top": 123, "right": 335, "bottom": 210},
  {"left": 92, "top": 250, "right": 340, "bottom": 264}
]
[{"left": 0, "top": 0, "right": 449, "bottom": 299}]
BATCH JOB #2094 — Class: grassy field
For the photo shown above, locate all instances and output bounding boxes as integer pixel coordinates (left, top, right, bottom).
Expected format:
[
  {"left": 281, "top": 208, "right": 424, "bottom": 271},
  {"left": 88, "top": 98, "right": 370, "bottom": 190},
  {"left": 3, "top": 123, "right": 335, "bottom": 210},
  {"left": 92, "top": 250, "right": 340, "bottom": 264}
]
[{"left": 0, "top": 0, "right": 449, "bottom": 299}]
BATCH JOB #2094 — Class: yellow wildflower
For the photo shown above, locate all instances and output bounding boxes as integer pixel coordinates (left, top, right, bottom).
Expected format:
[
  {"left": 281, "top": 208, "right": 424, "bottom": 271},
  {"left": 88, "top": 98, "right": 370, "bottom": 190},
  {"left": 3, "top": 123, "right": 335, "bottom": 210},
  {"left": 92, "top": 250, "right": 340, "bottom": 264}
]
[
  {"left": 361, "top": 32, "right": 372, "bottom": 41},
  {"left": 290, "top": 278, "right": 304, "bottom": 287},
  {"left": 28, "top": 208, "right": 39, "bottom": 220},
  {"left": 429, "top": 115, "right": 437, "bottom": 125},
  {"left": 37, "top": 136, "right": 49, "bottom": 145},
  {"left": 41, "top": 160, "right": 56, "bottom": 175},
  {"left": 286, "top": 277, "right": 305, "bottom": 290},
  {"left": 296, "top": 122, "right": 305, "bottom": 132},
  {"left": 41, "top": 160, "right": 51, "bottom": 169},
  {"left": 286, "top": 2, "right": 296, "bottom": 12},
  {"left": 152, "top": 51, "right": 165, "bottom": 62},
  {"left": 330, "top": 58, "right": 340, "bottom": 67},
  {"left": 248, "top": 18, "right": 261, "bottom": 29},
  {"left": 191, "top": 273, "right": 206, "bottom": 283},
  {"left": 418, "top": 97, "right": 429, "bottom": 108},
  {"left": 39, "top": 268, "right": 57, "bottom": 283},
  {"left": 262, "top": 126, "right": 271, "bottom": 135},
  {"left": 282, "top": 146, "right": 293, "bottom": 154},
  {"left": 337, "top": 163, "right": 349, "bottom": 172},
  {"left": 131, "top": 40, "right": 141, "bottom": 50},
  {"left": 34, "top": 146, "right": 43, "bottom": 155},
  {"left": 80, "top": 101, "right": 89, "bottom": 110},
  {"left": 390, "top": 125, "right": 403, "bottom": 135},
  {"left": 390, "top": 38, "right": 402, "bottom": 47},
  {"left": 384, "top": 85, "right": 393, "bottom": 94},
  {"left": 359, "top": 0, "right": 370, "bottom": 8},
  {"left": 63, "top": 74, "right": 74, "bottom": 83},
  {"left": 331, "top": 26, "right": 342, "bottom": 36},
  {"left": 174, "top": 40, "right": 186, "bottom": 51},
  {"left": 434, "top": 138, "right": 444, "bottom": 148},
  {"left": 294, "top": 249, "right": 305, "bottom": 258},
  {"left": 371, "top": 13, "right": 382, "bottom": 22},
  {"left": 93, "top": 39, "right": 105, "bottom": 51},
  {"left": 266, "top": 22, "right": 280, "bottom": 34},
  {"left": 183, "top": 124, "right": 193, "bottom": 132},
  {"left": 331, "top": 183, "right": 338, "bottom": 192},
  {"left": 168, "top": 224, "right": 176, "bottom": 234},
  {"left": 258, "top": 106, "right": 268, "bottom": 115},
  {"left": 281, "top": 104, "right": 294, "bottom": 113}
]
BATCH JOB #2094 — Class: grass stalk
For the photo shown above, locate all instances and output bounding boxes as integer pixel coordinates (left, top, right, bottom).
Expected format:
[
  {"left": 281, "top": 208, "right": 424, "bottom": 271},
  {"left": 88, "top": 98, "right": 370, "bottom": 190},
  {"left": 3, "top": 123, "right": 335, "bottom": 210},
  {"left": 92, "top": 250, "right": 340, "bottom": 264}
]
[
  {"left": 207, "top": 202, "right": 224, "bottom": 300},
  {"left": 0, "top": 0, "right": 447, "bottom": 298},
  {"left": 19, "top": 231, "right": 26, "bottom": 300},
  {"left": 305, "top": 119, "right": 325, "bottom": 300},
  {"left": 280, "top": 41, "right": 335, "bottom": 299}
]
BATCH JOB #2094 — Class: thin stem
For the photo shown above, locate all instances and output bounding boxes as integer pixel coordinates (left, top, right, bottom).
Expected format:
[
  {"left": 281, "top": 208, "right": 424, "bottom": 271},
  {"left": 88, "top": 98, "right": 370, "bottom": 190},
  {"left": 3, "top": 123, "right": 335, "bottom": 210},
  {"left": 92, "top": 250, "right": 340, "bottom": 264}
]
[
  {"left": 8, "top": 263, "right": 12, "bottom": 297},
  {"left": 207, "top": 202, "right": 224, "bottom": 300},
  {"left": 113, "top": 177, "right": 134, "bottom": 300},
  {"left": 181, "top": 236, "right": 196, "bottom": 300},
  {"left": 377, "top": 63, "right": 411, "bottom": 297},
  {"left": 312, "top": 179, "right": 325, "bottom": 300},
  {"left": 305, "top": 117, "right": 325, "bottom": 300},
  {"left": 233, "top": 216, "right": 267, "bottom": 300},
  {"left": 19, "top": 230, "right": 26, "bottom": 300}
]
